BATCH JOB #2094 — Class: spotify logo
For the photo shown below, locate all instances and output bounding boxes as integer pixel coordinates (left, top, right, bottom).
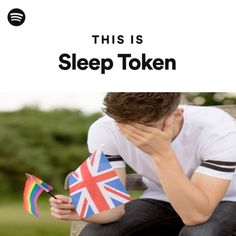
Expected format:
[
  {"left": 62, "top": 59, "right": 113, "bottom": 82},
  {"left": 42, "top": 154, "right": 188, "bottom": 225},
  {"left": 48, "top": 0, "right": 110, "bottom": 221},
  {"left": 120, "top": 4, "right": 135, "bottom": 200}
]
[{"left": 8, "top": 8, "right": 25, "bottom": 26}]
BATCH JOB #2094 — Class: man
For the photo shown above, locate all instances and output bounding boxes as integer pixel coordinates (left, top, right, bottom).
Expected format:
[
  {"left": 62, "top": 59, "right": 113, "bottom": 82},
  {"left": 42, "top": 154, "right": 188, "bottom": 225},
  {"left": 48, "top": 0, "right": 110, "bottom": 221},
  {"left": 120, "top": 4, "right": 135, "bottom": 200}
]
[{"left": 50, "top": 93, "right": 236, "bottom": 236}]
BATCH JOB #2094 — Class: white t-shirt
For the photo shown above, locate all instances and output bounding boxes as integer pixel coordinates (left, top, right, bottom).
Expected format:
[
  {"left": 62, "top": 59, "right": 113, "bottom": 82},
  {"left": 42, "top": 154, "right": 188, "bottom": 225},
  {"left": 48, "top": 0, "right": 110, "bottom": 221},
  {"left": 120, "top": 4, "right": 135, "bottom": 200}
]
[{"left": 87, "top": 105, "right": 236, "bottom": 202}]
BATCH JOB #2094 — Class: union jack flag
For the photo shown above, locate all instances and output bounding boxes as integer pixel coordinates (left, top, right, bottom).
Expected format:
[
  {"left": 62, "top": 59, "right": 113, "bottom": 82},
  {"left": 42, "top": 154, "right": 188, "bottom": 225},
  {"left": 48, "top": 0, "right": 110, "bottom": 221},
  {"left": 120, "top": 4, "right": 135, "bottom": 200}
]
[{"left": 68, "top": 145, "right": 131, "bottom": 219}]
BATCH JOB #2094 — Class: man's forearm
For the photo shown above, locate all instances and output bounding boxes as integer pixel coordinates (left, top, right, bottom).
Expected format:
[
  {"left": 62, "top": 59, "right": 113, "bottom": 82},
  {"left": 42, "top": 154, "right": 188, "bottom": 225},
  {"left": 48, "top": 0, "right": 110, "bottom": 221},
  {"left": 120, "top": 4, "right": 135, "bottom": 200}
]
[
  {"left": 83, "top": 205, "right": 125, "bottom": 224},
  {"left": 152, "top": 151, "right": 211, "bottom": 225}
]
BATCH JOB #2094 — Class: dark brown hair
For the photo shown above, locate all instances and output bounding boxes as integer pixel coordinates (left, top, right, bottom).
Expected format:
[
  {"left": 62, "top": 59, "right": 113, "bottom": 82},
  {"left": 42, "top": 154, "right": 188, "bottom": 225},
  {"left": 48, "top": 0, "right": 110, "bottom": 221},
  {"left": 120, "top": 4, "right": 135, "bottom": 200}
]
[{"left": 103, "top": 93, "right": 181, "bottom": 123}]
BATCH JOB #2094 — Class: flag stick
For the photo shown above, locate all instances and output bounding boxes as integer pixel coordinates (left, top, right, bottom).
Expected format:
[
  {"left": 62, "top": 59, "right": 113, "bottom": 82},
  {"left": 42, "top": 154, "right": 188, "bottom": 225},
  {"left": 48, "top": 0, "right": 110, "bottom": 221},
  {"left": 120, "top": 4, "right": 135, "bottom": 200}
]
[
  {"left": 25, "top": 173, "right": 57, "bottom": 199},
  {"left": 47, "top": 191, "right": 57, "bottom": 199}
]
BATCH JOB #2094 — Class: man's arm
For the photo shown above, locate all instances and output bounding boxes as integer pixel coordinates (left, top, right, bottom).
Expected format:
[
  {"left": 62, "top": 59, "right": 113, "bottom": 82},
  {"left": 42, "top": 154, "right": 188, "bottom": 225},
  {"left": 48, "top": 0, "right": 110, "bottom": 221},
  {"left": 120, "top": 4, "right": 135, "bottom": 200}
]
[
  {"left": 50, "top": 167, "right": 126, "bottom": 224},
  {"left": 117, "top": 118, "right": 231, "bottom": 226},
  {"left": 152, "top": 154, "right": 230, "bottom": 225}
]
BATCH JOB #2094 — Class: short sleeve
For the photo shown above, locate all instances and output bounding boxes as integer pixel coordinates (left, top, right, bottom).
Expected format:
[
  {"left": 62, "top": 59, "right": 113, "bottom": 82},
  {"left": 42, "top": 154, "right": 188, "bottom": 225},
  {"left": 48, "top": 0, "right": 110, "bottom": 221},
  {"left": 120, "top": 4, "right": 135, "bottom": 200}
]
[
  {"left": 87, "top": 118, "right": 126, "bottom": 169},
  {"left": 195, "top": 125, "right": 236, "bottom": 180}
]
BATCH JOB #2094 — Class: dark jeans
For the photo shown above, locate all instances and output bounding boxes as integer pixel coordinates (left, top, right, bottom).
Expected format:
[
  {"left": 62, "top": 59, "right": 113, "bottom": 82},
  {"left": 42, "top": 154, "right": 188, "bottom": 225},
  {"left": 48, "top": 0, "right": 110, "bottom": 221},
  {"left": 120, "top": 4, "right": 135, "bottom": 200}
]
[{"left": 80, "top": 198, "right": 236, "bottom": 236}]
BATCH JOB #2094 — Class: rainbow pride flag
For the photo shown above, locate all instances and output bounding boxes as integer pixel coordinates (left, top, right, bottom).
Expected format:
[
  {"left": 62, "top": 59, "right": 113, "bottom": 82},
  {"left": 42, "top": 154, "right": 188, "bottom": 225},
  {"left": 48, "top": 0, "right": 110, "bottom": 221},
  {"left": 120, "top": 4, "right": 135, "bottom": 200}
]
[{"left": 23, "top": 174, "right": 53, "bottom": 217}]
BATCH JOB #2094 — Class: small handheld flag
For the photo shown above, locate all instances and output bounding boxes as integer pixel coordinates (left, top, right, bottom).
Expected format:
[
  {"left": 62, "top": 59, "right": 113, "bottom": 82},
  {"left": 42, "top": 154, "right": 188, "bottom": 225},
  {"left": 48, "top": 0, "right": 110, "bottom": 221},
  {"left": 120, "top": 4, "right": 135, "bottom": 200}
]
[
  {"left": 23, "top": 173, "right": 55, "bottom": 217},
  {"left": 68, "top": 145, "right": 131, "bottom": 219}
]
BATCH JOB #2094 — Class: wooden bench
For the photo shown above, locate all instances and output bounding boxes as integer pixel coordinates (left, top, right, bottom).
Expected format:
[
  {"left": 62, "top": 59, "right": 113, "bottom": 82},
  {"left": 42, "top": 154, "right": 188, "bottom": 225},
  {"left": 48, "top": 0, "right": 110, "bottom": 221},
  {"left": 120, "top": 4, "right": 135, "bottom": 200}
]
[{"left": 64, "top": 105, "right": 236, "bottom": 236}]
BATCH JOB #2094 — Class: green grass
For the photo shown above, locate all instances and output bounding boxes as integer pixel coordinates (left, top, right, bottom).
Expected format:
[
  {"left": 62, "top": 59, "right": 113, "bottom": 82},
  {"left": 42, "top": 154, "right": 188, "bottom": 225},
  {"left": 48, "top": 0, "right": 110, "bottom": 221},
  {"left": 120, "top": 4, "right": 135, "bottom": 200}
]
[
  {"left": 0, "top": 196, "right": 70, "bottom": 236},
  {"left": 0, "top": 191, "right": 142, "bottom": 236}
]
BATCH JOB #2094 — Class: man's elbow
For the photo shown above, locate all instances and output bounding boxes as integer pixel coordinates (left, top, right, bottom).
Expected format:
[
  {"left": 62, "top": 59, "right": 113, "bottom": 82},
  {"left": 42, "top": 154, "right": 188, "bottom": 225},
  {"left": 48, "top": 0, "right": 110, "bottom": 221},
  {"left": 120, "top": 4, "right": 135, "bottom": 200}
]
[{"left": 182, "top": 213, "right": 211, "bottom": 226}]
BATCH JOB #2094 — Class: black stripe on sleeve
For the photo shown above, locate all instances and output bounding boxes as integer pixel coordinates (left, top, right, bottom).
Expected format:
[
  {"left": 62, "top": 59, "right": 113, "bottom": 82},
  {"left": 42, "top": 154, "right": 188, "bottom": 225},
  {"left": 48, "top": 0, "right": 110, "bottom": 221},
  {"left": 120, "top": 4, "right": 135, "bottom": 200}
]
[
  {"left": 201, "top": 163, "right": 236, "bottom": 173},
  {"left": 89, "top": 153, "right": 123, "bottom": 162},
  {"left": 105, "top": 155, "right": 123, "bottom": 162},
  {"left": 205, "top": 160, "right": 236, "bottom": 166}
]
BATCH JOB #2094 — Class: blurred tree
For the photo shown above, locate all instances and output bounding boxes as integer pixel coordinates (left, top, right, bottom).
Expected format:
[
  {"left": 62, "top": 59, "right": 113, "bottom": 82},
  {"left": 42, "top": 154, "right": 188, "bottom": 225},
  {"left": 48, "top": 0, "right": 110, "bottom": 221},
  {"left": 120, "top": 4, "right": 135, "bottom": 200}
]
[
  {"left": 183, "top": 93, "right": 236, "bottom": 106},
  {"left": 0, "top": 108, "right": 102, "bottom": 196}
]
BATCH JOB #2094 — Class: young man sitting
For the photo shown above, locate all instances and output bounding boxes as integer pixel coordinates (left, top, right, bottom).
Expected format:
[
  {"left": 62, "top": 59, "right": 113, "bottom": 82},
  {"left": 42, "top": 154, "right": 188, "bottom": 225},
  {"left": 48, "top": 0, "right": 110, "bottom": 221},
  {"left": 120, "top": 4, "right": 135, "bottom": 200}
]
[{"left": 50, "top": 93, "right": 236, "bottom": 236}]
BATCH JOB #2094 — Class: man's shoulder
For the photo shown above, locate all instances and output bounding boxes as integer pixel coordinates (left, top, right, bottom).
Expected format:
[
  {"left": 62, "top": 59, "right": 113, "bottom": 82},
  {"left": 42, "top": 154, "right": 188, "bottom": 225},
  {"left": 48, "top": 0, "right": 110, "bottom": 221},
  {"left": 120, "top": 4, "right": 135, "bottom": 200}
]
[
  {"left": 90, "top": 115, "right": 114, "bottom": 127},
  {"left": 183, "top": 105, "right": 235, "bottom": 130},
  {"left": 87, "top": 115, "right": 121, "bottom": 154},
  {"left": 88, "top": 115, "right": 116, "bottom": 134}
]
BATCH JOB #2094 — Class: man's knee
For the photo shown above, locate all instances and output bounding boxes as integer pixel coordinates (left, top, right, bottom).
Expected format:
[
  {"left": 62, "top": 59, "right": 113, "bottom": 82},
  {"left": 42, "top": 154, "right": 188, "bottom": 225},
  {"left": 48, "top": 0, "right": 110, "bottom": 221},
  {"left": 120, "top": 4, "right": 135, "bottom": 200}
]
[
  {"left": 80, "top": 224, "right": 100, "bottom": 236},
  {"left": 80, "top": 223, "right": 118, "bottom": 236},
  {"left": 179, "top": 224, "right": 220, "bottom": 236}
]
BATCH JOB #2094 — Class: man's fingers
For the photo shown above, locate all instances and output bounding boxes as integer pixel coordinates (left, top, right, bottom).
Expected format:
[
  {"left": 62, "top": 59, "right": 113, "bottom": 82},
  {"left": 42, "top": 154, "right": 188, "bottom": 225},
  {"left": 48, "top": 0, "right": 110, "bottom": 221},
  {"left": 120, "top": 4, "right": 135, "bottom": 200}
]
[
  {"left": 117, "top": 124, "right": 144, "bottom": 142},
  {"left": 49, "top": 195, "right": 70, "bottom": 204},
  {"left": 50, "top": 202, "right": 74, "bottom": 210},
  {"left": 50, "top": 206, "right": 72, "bottom": 215},
  {"left": 118, "top": 122, "right": 163, "bottom": 138},
  {"left": 117, "top": 124, "right": 154, "bottom": 149},
  {"left": 51, "top": 212, "right": 71, "bottom": 220},
  {"left": 49, "top": 195, "right": 74, "bottom": 213},
  {"left": 132, "top": 123, "right": 155, "bottom": 132},
  {"left": 117, "top": 123, "right": 149, "bottom": 137},
  {"left": 55, "top": 195, "right": 71, "bottom": 203},
  {"left": 50, "top": 195, "right": 81, "bottom": 221},
  {"left": 49, "top": 197, "right": 63, "bottom": 204}
]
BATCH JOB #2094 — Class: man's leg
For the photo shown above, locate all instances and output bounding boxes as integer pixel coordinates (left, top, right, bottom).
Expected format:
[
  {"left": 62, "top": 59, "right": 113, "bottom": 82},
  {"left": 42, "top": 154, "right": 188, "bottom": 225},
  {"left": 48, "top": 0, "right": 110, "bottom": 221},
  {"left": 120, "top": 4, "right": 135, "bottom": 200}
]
[
  {"left": 80, "top": 198, "right": 184, "bottom": 236},
  {"left": 179, "top": 201, "right": 236, "bottom": 236}
]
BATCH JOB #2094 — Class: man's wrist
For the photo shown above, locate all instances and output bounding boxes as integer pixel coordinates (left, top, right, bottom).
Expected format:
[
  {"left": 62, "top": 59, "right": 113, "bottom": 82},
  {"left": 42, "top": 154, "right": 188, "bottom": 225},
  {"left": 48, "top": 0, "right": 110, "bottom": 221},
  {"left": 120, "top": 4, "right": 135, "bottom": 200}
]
[{"left": 151, "top": 149, "right": 176, "bottom": 165}]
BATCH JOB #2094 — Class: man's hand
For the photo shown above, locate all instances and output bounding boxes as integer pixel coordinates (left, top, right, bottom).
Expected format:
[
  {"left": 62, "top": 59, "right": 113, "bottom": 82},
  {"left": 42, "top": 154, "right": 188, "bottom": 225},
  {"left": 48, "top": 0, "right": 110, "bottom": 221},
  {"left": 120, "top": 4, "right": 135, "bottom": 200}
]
[
  {"left": 50, "top": 168, "right": 126, "bottom": 224},
  {"left": 50, "top": 195, "right": 81, "bottom": 221},
  {"left": 117, "top": 116, "right": 174, "bottom": 159},
  {"left": 50, "top": 194, "right": 125, "bottom": 223}
]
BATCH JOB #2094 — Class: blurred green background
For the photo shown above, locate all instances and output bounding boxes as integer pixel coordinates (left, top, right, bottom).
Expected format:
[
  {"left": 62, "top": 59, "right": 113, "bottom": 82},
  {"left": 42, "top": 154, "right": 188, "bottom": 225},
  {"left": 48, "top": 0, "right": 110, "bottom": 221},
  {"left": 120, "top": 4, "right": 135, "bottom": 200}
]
[{"left": 0, "top": 93, "right": 235, "bottom": 236}]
